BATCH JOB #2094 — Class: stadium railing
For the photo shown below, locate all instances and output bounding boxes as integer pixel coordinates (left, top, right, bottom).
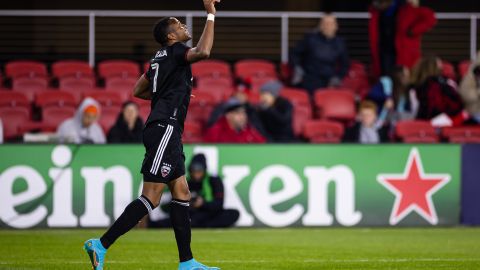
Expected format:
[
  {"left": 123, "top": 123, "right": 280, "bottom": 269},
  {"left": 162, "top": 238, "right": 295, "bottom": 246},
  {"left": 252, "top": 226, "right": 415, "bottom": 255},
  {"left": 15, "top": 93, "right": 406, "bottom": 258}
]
[{"left": 0, "top": 10, "right": 478, "bottom": 66}]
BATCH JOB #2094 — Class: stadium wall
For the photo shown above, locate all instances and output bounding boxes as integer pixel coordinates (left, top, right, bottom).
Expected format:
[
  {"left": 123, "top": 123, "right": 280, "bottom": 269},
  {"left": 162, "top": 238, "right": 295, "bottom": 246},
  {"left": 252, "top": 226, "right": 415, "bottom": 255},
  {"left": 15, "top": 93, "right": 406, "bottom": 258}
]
[{"left": 0, "top": 144, "right": 469, "bottom": 228}]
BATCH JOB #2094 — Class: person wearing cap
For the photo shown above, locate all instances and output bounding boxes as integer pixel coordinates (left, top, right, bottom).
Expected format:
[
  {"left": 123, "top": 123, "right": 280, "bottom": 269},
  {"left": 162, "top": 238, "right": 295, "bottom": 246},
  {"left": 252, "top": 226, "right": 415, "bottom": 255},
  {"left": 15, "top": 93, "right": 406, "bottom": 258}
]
[
  {"left": 257, "top": 80, "right": 295, "bottom": 142},
  {"left": 57, "top": 97, "right": 106, "bottom": 144},
  {"left": 204, "top": 97, "right": 266, "bottom": 143},
  {"left": 206, "top": 78, "right": 269, "bottom": 139}
]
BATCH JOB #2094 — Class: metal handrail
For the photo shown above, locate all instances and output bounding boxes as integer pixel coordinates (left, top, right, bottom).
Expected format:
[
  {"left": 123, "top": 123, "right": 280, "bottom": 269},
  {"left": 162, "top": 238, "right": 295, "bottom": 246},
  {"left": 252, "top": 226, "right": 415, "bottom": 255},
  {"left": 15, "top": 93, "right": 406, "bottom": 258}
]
[{"left": 0, "top": 10, "right": 477, "bottom": 65}]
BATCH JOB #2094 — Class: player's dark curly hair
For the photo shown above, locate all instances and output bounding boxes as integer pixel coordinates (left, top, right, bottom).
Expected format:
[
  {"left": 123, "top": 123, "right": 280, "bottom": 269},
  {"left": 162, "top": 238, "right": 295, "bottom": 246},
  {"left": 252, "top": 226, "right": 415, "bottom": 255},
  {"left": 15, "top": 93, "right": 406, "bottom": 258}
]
[{"left": 153, "top": 17, "right": 175, "bottom": 46}]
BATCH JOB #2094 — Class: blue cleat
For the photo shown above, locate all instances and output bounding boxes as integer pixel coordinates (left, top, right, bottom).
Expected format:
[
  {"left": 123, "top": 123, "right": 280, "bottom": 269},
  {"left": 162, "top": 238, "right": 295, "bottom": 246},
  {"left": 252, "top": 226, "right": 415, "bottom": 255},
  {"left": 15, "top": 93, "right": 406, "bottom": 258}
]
[
  {"left": 83, "top": 239, "right": 107, "bottom": 270},
  {"left": 178, "top": 258, "right": 220, "bottom": 270}
]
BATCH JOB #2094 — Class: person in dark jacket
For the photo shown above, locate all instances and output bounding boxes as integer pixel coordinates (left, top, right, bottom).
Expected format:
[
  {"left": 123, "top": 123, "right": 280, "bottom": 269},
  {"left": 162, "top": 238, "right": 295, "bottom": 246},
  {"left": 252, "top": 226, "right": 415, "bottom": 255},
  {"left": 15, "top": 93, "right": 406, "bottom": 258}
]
[
  {"left": 343, "top": 100, "right": 390, "bottom": 143},
  {"left": 369, "top": 0, "right": 436, "bottom": 77},
  {"left": 290, "top": 13, "right": 350, "bottom": 94},
  {"left": 257, "top": 81, "right": 295, "bottom": 142},
  {"left": 107, "top": 101, "right": 144, "bottom": 143},
  {"left": 411, "top": 56, "right": 467, "bottom": 126},
  {"left": 149, "top": 154, "right": 240, "bottom": 228}
]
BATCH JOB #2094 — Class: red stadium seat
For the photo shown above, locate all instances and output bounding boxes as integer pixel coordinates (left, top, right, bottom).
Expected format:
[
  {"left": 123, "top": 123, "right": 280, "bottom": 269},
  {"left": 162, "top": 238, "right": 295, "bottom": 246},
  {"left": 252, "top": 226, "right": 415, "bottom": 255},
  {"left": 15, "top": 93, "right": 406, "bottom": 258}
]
[
  {"left": 98, "top": 60, "right": 140, "bottom": 79},
  {"left": 395, "top": 120, "right": 439, "bottom": 143},
  {"left": 196, "top": 77, "right": 234, "bottom": 102},
  {"left": 303, "top": 120, "right": 344, "bottom": 143},
  {"left": 192, "top": 60, "right": 232, "bottom": 79},
  {"left": 234, "top": 59, "right": 277, "bottom": 79},
  {"left": 441, "top": 60, "right": 456, "bottom": 80},
  {"left": 59, "top": 77, "right": 97, "bottom": 101},
  {"left": 186, "top": 91, "right": 216, "bottom": 126},
  {"left": 442, "top": 126, "right": 480, "bottom": 143},
  {"left": 0, "top": 91, "right": 31, "bottom": 117},
  {"left": 98, "top": 106, "right": 121, "bottom": 133},
  {"left": 52, "top": 60, "right": 94, "bottom": 79},
  {"left": 143, "top": 61, "right": 150, "bottom": 73},
  {"left": 314, "top": 89, "right": 356, "bottom": 122},
  {"left": 458, "top": 60, "right": 471, "bottom": 79},
  {"left": 36, "top": 90, "right": 77, "bottom": 108},
  {"left": 0, "top": 107, "right": 30, "bottom": 139},
  {"left": 105, "top": 77, "right": 137, "bottom": 102},
  {"left": 138, "top": 105, "right": 150, "bottom": 123},
  {"left": 280, "top": 88, "right": 312, "bottom": 135},
  {"left": 183, "top": 121, "right": 203, "bottom": 143},
  {"left": 42, "top": 106, "right": 76, "bottom": 130},
  {"left": 12, "top": 77, "right": 49, "bottom": 102},
  {"left": 83, "top": 91, "right": 123, "bottom": 108},
  {"left": 5, "top": 60, "right": 48, "bottom": 79}
]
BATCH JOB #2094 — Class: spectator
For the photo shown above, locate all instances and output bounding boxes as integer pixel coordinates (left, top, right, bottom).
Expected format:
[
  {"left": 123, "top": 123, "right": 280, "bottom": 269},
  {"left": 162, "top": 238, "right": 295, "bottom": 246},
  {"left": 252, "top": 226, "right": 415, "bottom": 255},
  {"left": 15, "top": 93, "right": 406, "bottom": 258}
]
[
  {"left": 207, "top": 78, "right": 269, "bottom": 139},
  {"left": 107, "top": 101, "right": 144, "bottom": 143},
  {"left": 57, "top": 97, "right": 106, "bottom": 144},
  {"left": 290, "top": 13, "right": 350, "bottom": 94},
  {"left": 257, "top": 81, "right": 295, "bottom": 142},
  {"left": 411, "top": 56, "right": 466, "bottom": 126},
  {"left": 369, "top": 0, "right": 436, "bottom": 77},
  {"left": 204, "top": 98, "right": 266, "bottom": 143},
  {"left": 367, "top": 66, "right": 419, "bottom": 125},
  {"left": 459, "top": 53, "right": 480, "bottom": 123},
  {"left": 150, "top": 154, "right": 240, "bottom": 228},
  {"left": 343, "top": 100, "right": 390, "bottom": 143}
]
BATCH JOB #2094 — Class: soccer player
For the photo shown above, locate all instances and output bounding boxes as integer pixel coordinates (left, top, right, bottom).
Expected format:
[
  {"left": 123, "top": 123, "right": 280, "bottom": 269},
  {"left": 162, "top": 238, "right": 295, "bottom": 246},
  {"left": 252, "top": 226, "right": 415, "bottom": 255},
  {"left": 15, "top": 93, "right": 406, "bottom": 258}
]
[{"left": 83, "top": 1, "right": 220, "bottom": 270}]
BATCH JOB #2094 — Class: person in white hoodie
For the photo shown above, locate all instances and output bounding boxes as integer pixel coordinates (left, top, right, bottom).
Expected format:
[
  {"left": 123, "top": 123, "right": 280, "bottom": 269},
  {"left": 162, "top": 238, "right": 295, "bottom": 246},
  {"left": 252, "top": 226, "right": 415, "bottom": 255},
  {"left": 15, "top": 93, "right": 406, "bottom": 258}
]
[{"left": 56, "top": 97, "right": 106, "bottom": 144}]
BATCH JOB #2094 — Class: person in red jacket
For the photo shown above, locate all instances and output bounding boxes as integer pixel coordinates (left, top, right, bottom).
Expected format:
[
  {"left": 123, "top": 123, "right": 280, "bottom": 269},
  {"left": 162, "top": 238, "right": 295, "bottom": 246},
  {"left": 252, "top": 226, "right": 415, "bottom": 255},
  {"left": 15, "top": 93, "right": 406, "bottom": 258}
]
[
  {"left": 204, "top": 98, "right": 267, "bottom": 143},
  {"left": 369, "top": 0, "right": 436, "bottom": 77}
]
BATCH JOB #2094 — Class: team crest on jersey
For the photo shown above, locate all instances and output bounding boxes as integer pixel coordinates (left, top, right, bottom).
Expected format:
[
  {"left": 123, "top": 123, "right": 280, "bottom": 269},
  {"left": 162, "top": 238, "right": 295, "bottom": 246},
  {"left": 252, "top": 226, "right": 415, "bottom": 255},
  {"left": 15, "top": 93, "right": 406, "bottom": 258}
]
[{"left": 161, "top": 163, "right": 172, "bottom": 178}]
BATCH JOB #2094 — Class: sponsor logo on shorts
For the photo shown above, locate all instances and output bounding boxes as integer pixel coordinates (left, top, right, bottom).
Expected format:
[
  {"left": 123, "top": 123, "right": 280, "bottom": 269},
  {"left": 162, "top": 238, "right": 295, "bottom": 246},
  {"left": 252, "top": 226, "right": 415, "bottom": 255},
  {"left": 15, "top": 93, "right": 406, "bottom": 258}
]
[{"left": 161, "top": 163, "right": 172, "bottom": 178}]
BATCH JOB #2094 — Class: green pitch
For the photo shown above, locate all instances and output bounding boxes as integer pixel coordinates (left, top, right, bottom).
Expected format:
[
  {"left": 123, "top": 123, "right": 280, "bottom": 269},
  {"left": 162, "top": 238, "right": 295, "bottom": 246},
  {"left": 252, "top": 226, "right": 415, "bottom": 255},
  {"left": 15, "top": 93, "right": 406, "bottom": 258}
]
[{"left": 1, "top": 228, "right": 479, "bottom": 269}]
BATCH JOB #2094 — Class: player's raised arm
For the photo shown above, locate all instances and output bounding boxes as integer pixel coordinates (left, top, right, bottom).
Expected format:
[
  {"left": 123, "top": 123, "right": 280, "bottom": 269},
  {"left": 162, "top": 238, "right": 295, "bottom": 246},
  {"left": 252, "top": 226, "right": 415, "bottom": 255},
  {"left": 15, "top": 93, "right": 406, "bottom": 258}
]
[{"left": 186, "top": 0, "right": 218, "bottom": 63}]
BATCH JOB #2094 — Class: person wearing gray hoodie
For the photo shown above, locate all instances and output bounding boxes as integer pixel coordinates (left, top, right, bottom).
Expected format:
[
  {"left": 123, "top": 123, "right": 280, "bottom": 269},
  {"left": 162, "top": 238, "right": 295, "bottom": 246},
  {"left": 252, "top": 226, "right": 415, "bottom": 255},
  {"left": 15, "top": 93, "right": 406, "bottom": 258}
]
[{"left": 56, "top": 97, "right": 106, "bottom": 144}]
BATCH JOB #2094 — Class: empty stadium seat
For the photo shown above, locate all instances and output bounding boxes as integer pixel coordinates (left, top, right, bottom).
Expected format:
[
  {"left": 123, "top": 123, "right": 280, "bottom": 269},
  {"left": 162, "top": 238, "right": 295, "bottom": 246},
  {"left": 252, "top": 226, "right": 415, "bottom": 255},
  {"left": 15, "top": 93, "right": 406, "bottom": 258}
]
[
  {"left": 52, "top": 60, "right": 94, "bottom": 79},
  {"left": 83, "top": 91, "right": 123, "bottom": 108},
  {"left": 59, "top": 77, "right": 97, "bottom": 101},
  {"left": 192, "top": 59, "right": 232, "bottom": 79},
  {"left": 441, "top": 60, "right": 456, "bottom": 80},
  {"left": 138, "top": 105, "right": 150, "bottom": 123},
  {"left": 314, "top": 89, "right": 356, "bottom": 122},
  {"left": 105, "top": 77, "right": 137, "bottom": 102},
  {"left": 234, "top": 59, "right": 277, "bottom": 79},
  {"left": 303, "top": 120, "right": 344, "bottom": 143},
  {"left": 196, "top": 77, "right": 234, "bottom": 102},
  {"left": 42, "top": 106, "right": 76, "bottom": 130},
  {"left": 186, "top": 91, "right": 216, "bottom": 125},
  {"left": 12, "top": 77, "right": 49, "bottom": 102},
  {"left": 5, "top": 60, "right": 48, "bottom": 79},
  {"left": 98, "top": 106, "right": 121, "bottom": 133},
  {"left": 458, "top": 60, "right": 471, "bottom": 79},
  {"left": 98, "top": 60, "right": 140, "bottom": 79},
  {"left": 0, "top": 107, "right": 30, "bottom": 139},
  {"left": 36, "top": 90, "right": 77, "bottom": 108},
  {"left": 395, "top": 120, "right": 439, "bottom": 143},
  {"left": 442, "top": 126, "right": 480, "bottom": 143},
  {"left": 183, "top": 121, "right": 203, "bottom": 143},
  {"left": 280, "top": 88, "right": 312, "bottom": 135},
  {"left": 0, "top": 91, "right": 31, "bottom": 117}
]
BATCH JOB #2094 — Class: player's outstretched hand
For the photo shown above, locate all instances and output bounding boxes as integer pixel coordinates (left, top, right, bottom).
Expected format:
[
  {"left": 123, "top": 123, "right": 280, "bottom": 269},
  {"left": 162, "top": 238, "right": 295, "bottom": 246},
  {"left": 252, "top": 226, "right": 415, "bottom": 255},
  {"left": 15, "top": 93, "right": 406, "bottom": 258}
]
[{"left": 204, "top": 0, "right": 219, "bottom": 15}]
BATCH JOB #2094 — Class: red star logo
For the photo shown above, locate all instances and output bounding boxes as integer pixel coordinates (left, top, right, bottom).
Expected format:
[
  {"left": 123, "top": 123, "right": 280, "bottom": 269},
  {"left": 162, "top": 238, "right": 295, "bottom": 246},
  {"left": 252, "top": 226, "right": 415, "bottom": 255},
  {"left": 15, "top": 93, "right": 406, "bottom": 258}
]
[{"left": 377, "top": 148, "right": 450, "bottom": 225}]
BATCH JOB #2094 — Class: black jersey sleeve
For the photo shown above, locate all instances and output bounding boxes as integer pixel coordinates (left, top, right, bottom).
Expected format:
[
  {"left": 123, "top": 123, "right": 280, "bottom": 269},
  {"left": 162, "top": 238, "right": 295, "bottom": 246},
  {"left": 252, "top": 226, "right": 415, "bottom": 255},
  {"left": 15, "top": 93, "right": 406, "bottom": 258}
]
[{"left": 172, "top": 42, "right": 191, "bottom": 66}]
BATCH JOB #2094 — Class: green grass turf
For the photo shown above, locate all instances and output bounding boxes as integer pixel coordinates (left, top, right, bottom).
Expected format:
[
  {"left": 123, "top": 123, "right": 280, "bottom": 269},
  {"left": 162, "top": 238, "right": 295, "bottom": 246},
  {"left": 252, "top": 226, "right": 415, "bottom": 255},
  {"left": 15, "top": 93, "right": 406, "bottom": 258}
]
[{"left": 0, "top": 228, "right": 479, "bottom": 270}]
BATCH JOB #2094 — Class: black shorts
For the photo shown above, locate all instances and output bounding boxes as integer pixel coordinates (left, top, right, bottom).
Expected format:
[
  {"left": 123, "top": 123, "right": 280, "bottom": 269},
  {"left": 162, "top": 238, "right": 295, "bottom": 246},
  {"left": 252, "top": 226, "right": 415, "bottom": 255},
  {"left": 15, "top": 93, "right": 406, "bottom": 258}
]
[{"left": 141, "top": 121, "right": 185, "bottom": 183}]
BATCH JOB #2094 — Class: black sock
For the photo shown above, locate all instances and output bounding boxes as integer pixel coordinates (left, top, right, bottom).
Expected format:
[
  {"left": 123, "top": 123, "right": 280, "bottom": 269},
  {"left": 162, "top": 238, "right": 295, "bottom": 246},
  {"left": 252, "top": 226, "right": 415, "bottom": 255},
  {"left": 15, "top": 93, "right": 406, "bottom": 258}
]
[
  {"left": 100, "top": 195, "right": 154, "bottom": 249},
  {"left": 170, "top": 199, "right": 193, "bottom": 262}
]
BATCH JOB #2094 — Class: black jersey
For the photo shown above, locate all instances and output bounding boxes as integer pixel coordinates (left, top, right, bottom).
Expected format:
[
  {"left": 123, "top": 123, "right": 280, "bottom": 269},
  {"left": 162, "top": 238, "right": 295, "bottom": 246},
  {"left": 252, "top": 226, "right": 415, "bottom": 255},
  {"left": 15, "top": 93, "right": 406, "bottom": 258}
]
[{"left": 144, "top": 42, "right": 192, "bottom": 133}]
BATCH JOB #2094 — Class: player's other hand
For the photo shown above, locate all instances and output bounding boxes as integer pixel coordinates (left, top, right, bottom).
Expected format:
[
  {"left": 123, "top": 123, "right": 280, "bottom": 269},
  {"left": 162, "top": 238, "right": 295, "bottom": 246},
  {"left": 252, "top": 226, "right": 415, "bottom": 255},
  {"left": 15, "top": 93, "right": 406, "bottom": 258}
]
[{"left": 204, "top": 0, "right": 219, "bottom": 15}]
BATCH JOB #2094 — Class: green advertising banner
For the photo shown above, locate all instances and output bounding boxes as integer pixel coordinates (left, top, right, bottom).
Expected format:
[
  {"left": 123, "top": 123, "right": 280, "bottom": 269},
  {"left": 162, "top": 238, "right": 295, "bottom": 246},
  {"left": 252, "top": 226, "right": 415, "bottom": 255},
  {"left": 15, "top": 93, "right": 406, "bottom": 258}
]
[{"left": 0, "top": 144, "right": 460, "bottom": 228}]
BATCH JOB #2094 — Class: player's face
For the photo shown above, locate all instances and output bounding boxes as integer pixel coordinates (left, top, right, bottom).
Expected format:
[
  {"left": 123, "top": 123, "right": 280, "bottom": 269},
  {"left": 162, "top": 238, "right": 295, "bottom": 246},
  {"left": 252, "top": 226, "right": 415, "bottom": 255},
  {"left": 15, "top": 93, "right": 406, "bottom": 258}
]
[{"left": 170, "top": 19, "right": 192, "bottom": 42}]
